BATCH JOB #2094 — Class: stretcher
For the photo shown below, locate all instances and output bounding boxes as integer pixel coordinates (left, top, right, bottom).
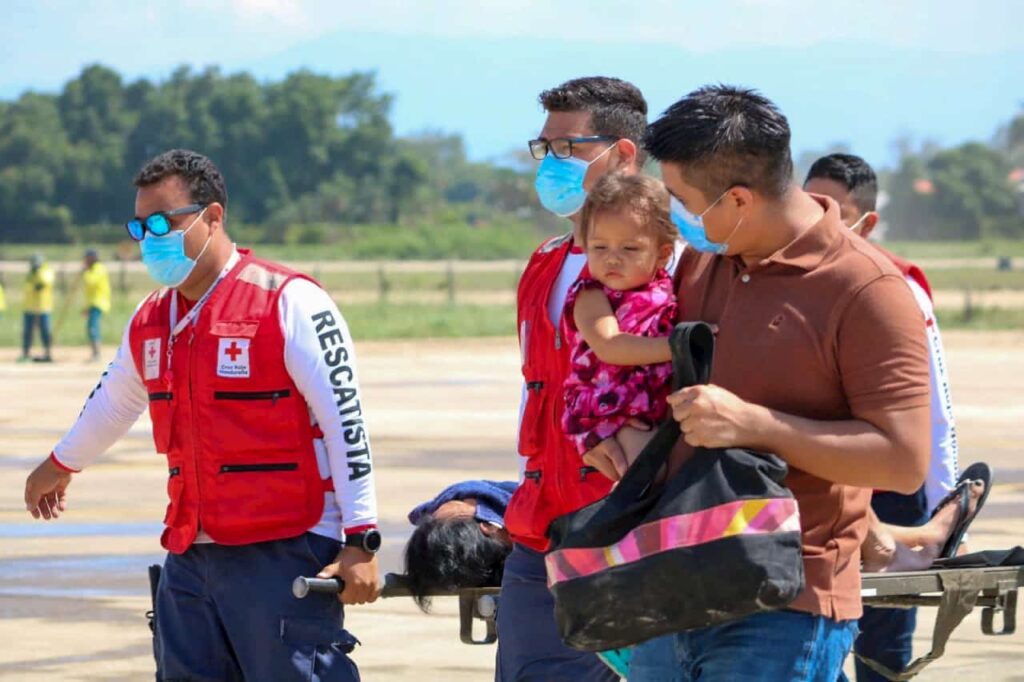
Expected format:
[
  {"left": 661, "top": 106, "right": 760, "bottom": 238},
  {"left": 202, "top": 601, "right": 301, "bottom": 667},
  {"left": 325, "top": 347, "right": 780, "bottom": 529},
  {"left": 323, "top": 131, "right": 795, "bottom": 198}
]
[{"left": 293, "top": 563, "right": 1023, "bottom": 681}]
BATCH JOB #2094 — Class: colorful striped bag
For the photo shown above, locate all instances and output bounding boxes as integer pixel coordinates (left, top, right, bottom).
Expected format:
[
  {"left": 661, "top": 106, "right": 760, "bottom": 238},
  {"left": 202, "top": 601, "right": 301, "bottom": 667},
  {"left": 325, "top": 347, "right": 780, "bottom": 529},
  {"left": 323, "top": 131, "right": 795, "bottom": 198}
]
[{"left": 545, "top": 322, "right": 804, "bottom": 651}]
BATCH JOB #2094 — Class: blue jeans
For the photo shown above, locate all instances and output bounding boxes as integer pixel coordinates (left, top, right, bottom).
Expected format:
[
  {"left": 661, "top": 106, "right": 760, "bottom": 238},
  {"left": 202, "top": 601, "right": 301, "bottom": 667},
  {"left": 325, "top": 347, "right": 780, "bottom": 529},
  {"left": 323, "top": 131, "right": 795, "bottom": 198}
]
[
  {"left": 630, "top": 610, "right": 857, "bottom": 682},
  {"left": 22, "top": 312, "right": 51, "bottom": 356},
  {"left": 495, "top": 544, "right": 618, "bottom": 681},
  {"left": 155, "top": 533, "right": 359, "bottom": 681},
  {"left": 843, "top": 490, "right": 929, "bottom": 682},
  {"left": 86, "top": 306, "right": 103, "bottom": 345}
]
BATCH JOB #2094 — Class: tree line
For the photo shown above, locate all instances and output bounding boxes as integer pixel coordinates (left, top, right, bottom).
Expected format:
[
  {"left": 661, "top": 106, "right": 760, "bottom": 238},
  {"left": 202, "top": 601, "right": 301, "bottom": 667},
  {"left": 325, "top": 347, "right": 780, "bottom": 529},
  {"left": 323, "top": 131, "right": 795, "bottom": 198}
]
[
  {"left": 0, "top": 64, "right": 1020, "bottom": 245},
  {"left": 0, "top": 64, "right": 546, "bottom": 245},
  {"left": 884, "top": 117, "right": 1024, "bottom": 240}
]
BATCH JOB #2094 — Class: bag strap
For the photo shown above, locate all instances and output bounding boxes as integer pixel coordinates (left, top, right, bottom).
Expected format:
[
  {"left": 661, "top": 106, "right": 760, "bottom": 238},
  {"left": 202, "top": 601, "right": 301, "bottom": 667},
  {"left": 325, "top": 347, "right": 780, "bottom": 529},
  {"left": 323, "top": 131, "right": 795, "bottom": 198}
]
[
  {"left": 669, "top": 321, "right": 715, "bottom": 391},
  {"left": 614, "top": 322, "right": 716, "bottom": 497}
]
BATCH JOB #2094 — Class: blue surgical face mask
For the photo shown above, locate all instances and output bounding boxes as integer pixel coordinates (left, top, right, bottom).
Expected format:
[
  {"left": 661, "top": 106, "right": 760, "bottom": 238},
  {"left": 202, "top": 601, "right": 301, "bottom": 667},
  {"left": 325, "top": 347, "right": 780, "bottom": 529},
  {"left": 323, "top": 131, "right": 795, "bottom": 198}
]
[
  {"left": 669, "top": 192, "right": 740, "bottom": 255},
  {"left": 534, "top": 144, "right": 615, "bottom": 217},
  {"left": 139, "top": 208, "right": 210, "bottom": 287}
]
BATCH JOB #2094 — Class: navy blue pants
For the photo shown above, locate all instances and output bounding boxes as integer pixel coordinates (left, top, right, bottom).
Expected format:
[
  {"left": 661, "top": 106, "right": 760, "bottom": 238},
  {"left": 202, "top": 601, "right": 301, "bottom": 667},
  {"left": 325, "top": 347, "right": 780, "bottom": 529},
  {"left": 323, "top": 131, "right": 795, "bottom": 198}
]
[
  {"left": 846, "top": 489, "right": 930, "bottom": 682},
  {"left": 495, "top": 543, "right": 617, "bottom": 681},
  {"left": 155, "top": 533, "right": 359, "bottom": 682}
]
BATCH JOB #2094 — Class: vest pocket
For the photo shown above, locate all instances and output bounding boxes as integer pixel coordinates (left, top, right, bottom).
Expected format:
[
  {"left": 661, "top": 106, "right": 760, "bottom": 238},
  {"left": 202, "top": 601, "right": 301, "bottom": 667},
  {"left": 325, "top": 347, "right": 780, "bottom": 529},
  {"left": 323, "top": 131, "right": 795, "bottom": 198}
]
[
  {"left": 163, "top": 465, "right": 184, "bottom": 526},
  {"left": 219, "top": 462, "right": 298, "bottom": 473},
  {"left": 148, "top": 392, "right": 174, "bottom": 455},
  {"left": 210, "top": 388, "right": 303, "bottom": 451},
  {"left": 213, "top": 389, "right": 292, "bottom": 403},
  {"left": 517, "top": 380, "right": 547, "bottom": 457}
]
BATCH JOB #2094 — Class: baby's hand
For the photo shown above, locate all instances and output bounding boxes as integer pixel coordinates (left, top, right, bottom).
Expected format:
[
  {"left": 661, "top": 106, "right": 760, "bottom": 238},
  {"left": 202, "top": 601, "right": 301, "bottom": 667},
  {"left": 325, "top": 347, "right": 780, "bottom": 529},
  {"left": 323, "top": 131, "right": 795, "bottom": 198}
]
[
  {"left": 582, "top": 438, "right": 628, "bottom": 481},
  {"left": 616, "top": 419, "right": 656, "bottom": 470}
]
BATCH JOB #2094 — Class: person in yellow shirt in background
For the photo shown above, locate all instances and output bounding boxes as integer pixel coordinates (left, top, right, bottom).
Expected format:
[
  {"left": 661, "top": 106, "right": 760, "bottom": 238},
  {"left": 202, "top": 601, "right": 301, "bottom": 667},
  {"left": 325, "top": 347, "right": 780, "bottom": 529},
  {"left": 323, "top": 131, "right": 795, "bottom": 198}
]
[
  {"left": 81, "top": 249, "right": 111, "bottom": 362},
  {"left": 21, "top": 253, "right": 55, "bottom": 363}
]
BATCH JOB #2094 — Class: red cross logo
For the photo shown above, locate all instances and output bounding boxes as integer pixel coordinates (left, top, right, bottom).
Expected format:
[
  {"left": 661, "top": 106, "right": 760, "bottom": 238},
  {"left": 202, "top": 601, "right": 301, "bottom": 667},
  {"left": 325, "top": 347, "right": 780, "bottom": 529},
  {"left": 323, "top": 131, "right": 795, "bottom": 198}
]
[
  {"left": 224, "top": 341, "right": 243, "bottom": 361},
  {"left": 148, "top": 346, "right": 157, "bottom": 359}
]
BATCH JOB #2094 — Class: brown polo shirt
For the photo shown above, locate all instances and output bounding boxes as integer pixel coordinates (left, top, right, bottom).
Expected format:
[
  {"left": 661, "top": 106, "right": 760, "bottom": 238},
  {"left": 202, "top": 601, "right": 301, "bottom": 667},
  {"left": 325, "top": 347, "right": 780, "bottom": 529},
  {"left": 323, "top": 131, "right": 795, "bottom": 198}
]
[{"left": 675, "top": 195, "right": 930, "bottom": 621}]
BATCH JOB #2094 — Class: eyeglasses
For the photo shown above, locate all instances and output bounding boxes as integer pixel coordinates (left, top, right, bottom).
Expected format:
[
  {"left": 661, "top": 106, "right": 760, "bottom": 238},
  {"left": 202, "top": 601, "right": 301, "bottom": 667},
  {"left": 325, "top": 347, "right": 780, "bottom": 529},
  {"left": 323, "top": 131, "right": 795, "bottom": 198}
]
[
  {"left": 527, "top": 136, "right": 618, "bottom": 161},
  {"left": 125, "top": 203, "right": 206, "bottom": 242}
]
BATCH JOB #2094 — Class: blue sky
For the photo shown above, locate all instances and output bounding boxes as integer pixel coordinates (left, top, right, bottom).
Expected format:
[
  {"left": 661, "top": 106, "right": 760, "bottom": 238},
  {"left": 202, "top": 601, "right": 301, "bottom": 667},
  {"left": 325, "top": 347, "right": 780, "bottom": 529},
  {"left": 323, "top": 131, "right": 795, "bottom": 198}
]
[{"left": 2, "top": 0, "right": 1022, "bottom": 169}]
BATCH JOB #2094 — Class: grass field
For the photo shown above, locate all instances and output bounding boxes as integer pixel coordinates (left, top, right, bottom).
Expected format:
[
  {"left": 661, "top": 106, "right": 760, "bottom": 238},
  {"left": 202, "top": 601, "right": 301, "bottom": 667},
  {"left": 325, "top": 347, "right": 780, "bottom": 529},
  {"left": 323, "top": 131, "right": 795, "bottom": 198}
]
[{"left": 2, "top": 237, "right": 1023, "bottom": 347}]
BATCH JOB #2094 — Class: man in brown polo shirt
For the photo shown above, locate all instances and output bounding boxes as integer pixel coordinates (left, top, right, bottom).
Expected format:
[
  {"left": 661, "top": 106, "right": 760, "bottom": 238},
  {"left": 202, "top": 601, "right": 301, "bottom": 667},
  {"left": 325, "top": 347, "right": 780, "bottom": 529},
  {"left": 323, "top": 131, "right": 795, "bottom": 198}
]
[{"left": 628, "top": 86, "right": 931, "bottom": 681}]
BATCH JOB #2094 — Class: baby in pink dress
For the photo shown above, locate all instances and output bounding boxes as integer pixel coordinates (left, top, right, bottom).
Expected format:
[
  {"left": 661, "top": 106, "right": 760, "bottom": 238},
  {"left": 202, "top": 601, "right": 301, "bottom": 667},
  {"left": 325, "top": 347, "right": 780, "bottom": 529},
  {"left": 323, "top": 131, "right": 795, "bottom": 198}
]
[{"left": 562, "top": 173, "right": 680, "bottom": 465}]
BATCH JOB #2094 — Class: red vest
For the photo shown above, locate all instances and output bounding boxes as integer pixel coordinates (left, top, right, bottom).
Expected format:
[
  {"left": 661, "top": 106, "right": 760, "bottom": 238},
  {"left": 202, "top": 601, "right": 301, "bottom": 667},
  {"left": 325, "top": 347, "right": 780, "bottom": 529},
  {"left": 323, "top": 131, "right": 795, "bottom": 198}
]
[
  {"left": 874, "top": 245, "right": 933, "bottom": 301},
  {"left": 504, "top": 235, "right": 613, "bottom": 551},
  {"left": 129, "top": 251, "right": 327, "bottom": 553}
]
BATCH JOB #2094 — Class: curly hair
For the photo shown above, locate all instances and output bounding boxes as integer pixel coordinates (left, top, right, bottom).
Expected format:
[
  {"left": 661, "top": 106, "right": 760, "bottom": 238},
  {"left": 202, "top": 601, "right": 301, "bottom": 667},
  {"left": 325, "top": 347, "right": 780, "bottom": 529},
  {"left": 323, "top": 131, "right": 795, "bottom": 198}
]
[
  {"left": 133, "top": 149, "right": 228, "bottom": 208},
  {"left": 580, "top": 172, "right": 677, "bottom": 249}
]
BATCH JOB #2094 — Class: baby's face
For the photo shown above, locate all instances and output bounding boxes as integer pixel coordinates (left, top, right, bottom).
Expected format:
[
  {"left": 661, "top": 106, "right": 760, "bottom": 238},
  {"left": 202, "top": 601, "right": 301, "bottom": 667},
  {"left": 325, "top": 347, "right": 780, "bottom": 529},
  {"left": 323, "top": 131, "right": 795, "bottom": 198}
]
[{"left": 586, "top": 209, "right": 666, "bottom": 291}]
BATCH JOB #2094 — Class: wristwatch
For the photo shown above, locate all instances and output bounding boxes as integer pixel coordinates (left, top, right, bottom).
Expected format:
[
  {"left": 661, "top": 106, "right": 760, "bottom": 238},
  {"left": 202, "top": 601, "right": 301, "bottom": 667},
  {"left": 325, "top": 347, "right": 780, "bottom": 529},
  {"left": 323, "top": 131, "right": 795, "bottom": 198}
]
[{"left": 346, "top": 528, "right": 382, "bottom": 554}]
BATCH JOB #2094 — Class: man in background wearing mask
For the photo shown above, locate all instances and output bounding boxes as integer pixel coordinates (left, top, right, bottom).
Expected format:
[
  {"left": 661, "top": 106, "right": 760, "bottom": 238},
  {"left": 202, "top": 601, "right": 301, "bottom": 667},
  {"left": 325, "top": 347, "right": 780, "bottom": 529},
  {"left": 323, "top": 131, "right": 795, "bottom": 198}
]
[
  {"left": 631, "top": 86, "right": 932, "bottom": 680},
  {"left": 20, "top": 252, "right": 55, "bottom": 362},
  {"left": 23, "top": 149, "right": 379, "bottom": 681},
  {"left": 805, "top": 153, "right": 959, "bottom": 682},
  {"left": 500, "top": 76, "right": 649, "bottom": 681}
]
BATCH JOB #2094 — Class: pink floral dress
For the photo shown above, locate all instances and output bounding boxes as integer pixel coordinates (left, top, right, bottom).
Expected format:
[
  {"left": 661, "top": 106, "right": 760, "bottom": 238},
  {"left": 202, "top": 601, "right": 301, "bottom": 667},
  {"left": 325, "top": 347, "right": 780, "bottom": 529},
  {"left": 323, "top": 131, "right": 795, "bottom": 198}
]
[{"left": 561, "top": 268, "right": 678, "bottom": 454}]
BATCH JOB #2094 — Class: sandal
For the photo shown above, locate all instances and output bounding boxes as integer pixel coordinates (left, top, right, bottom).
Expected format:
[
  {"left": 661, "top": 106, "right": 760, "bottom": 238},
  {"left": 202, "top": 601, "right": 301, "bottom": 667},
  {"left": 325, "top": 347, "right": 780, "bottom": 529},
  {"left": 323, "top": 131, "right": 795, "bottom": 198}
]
[{"left": 933, "top": 462, "right": 993, "bottom": 559}]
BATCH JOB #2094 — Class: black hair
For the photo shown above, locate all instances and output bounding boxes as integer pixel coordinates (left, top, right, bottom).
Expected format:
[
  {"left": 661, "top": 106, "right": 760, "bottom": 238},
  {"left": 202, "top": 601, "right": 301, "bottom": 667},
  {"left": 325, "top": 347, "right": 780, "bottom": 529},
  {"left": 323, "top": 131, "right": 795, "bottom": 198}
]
[
  {"left": 805, "top": 153, "right": 878, "bottom": 213},
  {"left": 403, "top": 516, "right": 511, "bottom": 612},
  {"left": 133, "top": 149, "right": 228, "bottom": 208},
  {"left": 539, "top": 76, "right": 649, "bottom": 166},
  {"left": 644, "top": 84, "right": 794, "bottom": 200}
]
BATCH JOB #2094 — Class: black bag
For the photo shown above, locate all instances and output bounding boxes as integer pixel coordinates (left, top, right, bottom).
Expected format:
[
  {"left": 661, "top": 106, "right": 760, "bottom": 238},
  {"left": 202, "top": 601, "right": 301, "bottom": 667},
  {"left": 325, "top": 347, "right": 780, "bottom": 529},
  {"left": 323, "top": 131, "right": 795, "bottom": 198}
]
[{"left": 545, "top": 322, "right": 805, "bottom": 651}]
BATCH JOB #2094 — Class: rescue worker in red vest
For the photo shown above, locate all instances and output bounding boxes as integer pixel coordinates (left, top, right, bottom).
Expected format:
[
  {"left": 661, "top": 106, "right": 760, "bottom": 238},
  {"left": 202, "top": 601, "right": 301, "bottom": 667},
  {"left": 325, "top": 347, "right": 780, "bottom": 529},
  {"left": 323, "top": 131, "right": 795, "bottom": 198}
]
[
  {"left": 804, "top": 153, "right": 959, "bottom": 682},
  {"left": 498, "top": 77, "right": 656, "bottom": 681},
  {"left": 23, "top": 149, "right": 379, "bottom": 681}
]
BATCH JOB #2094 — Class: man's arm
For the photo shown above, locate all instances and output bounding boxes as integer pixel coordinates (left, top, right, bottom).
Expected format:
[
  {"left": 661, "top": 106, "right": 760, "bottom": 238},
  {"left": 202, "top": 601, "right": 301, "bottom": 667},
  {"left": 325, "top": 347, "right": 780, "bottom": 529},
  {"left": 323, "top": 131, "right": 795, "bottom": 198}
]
[
  {"left": 279, "top": 278, "right": 379, "bottom": 604},
  {"left": 669, "top": 276, "right": 931, "bottom": 493},
  {"left": 573, "top": 287, "right": 671, "bottom": 366},
  {"left": 24, "top": 316, "right": 149, "bottom": 517}
]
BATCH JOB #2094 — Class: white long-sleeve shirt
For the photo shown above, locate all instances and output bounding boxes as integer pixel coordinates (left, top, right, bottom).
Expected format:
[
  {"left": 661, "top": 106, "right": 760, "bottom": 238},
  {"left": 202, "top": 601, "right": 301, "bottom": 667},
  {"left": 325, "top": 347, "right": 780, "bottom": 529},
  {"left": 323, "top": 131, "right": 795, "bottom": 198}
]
[
  {"left": 52, "top": 260, "right": 376, "bottom": 542},
  {"left": 905, "top": 277, "right": 959, "bottom": 513}
]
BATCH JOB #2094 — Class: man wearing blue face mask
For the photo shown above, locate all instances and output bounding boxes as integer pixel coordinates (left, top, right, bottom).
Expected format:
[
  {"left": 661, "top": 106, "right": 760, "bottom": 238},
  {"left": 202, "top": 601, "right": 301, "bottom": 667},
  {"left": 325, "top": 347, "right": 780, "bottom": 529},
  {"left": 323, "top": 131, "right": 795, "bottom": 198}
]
[
  {"left": 627, "top": 85, "right": 932, "bottom": 681},
  {"left": 23, "top": 149, "right": 379, "bottom": 681},
  {"left": 502, "top": 76, "right": 650, "bottom": 681}
]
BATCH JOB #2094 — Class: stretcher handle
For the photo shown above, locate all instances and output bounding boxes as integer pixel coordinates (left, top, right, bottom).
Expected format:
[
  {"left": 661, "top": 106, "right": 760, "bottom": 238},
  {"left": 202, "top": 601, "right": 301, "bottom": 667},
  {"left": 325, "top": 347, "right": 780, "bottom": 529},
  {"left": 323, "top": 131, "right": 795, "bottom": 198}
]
[{"left": 292, "top": 576, "right": 346, "bottom": 599}]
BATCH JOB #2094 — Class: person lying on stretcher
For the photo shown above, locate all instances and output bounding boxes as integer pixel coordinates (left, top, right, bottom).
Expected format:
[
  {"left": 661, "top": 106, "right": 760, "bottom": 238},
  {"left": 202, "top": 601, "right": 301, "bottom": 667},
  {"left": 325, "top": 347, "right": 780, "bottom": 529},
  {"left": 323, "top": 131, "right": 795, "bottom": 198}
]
[
  {"left": 401, "top": 462, "right": 991, "bottom": 610},
  {"left": 403, "top": 480, "right": 516, "bottom": 610}
]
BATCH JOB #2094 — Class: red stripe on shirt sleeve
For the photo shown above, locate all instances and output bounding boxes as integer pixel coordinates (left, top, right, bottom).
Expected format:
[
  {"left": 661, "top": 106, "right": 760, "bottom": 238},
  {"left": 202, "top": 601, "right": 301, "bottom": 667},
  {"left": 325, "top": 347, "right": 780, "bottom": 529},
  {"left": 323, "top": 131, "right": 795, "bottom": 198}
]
[{"left": 50, "top": 451, "right": 81, "bottom": 473}]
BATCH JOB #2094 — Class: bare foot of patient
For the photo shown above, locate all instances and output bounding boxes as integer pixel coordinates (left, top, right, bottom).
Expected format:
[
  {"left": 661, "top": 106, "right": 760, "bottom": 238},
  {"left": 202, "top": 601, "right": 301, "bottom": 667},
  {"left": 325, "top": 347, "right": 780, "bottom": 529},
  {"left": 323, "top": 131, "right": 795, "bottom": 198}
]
[
  {"left": 870, "top": 479, "right": 986, "bottom": 573},
  {"left": 862, "top": 524, "right": 897, "bottom": 573}
]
